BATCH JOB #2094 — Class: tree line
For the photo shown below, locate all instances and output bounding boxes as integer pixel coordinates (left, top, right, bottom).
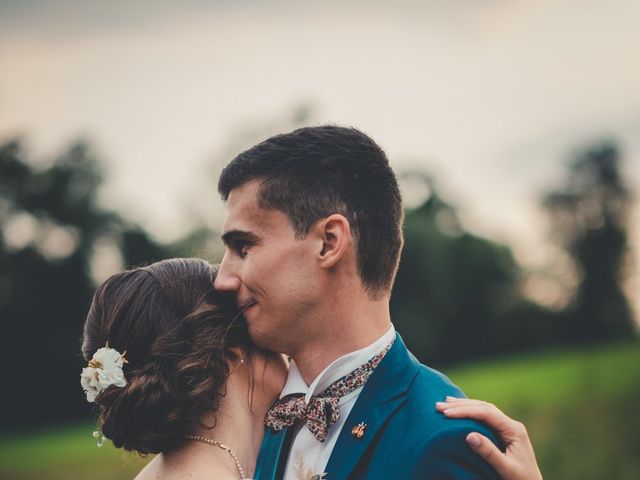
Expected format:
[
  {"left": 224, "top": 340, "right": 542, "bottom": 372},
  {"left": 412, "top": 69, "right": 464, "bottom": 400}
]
[{"left": 0, "top": 138, "right": 635, "bottom": 429}]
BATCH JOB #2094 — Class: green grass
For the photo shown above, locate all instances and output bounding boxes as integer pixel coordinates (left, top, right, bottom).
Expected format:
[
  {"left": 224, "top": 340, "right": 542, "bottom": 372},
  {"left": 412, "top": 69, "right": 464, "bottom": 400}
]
[
  {"left": 1, "top": 341, "right": 639, "bottom": 479},
  {"left": 447, "top": 341, "right": 640, "bottom": 480},
  {"left": 449, "top": 341, "right": 640, "bottom": 406},
  {"left": 0, "top": 423, "right": 149, "bottom": 480}
]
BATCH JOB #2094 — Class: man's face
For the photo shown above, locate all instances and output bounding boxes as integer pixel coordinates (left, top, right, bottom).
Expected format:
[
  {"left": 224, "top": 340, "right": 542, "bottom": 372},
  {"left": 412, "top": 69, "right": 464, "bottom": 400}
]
[{"left": 214, "top": 181, "right": 320, "bottom": 353}]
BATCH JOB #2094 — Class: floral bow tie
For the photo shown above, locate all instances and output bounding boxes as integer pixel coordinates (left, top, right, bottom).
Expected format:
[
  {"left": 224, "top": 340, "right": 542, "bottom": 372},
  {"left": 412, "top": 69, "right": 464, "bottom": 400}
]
[
  {"left": 265, "top": 393, "right": 340, "bottom": 442},
  {"left": 264, "top": 334, "right": 396, "bottom": 442}
]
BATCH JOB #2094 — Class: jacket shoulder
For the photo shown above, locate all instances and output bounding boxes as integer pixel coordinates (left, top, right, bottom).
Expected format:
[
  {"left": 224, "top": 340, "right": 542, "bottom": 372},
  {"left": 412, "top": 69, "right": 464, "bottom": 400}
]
[
  {"left": 412, "top": 361, "right": 466, "bottom": 400},
  {"left": 401, "top": 364, "right": 502, "bottom": 478},
  {"left": 400, "top": 361, "right": 502, "bottom": 447},
  {"left": 410, "top": 423, "right": 502, "bottom": 479}
]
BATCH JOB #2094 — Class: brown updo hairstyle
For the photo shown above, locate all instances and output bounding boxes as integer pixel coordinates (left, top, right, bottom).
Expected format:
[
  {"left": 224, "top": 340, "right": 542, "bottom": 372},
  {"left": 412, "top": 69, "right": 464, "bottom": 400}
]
[{"left": 81, "top": 258, "right": 252, "bottom": 455}]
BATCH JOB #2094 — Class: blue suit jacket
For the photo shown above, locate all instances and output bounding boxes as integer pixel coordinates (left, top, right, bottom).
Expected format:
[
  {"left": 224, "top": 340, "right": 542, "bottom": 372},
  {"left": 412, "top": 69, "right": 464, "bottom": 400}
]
[{"left": 255, "top": 334, "right": 502, "bottom": 479}]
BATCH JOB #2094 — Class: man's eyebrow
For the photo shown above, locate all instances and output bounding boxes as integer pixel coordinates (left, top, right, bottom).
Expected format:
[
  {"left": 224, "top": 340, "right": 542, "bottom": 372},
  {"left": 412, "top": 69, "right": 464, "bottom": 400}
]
[{"left": 221, "top": 230, "right": 260, "bottom": 246}]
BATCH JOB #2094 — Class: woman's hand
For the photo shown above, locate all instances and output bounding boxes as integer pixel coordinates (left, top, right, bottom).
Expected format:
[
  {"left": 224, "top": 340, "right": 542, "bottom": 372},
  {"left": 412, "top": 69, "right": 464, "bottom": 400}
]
[{"left": 436, "top": 397, "right": 543, "bottom": 480}]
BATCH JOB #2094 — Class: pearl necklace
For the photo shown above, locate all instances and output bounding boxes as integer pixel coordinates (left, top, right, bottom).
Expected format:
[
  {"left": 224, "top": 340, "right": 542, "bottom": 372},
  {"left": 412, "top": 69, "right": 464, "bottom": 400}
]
[{"left": 185, "top": 434, "right": 248, "bottom": 479}]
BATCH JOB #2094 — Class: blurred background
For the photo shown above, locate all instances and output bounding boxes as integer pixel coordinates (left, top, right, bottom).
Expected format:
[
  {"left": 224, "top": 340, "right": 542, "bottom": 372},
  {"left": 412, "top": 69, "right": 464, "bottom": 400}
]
[{"left": 0, "top": 0, "right": 639, "bottom": 479}]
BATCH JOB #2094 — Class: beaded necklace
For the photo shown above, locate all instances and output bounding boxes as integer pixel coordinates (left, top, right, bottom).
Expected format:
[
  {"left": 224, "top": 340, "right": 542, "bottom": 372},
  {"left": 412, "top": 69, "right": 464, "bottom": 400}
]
[{"left": 185, "top": 434, "right": 248, "bottom": 479}]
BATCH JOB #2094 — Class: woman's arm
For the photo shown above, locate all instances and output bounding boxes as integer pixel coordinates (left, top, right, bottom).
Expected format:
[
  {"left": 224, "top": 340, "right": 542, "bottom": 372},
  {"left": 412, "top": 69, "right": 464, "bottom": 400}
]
[{"left": 436, "top": 397, "right": 543, "bottom": 480}]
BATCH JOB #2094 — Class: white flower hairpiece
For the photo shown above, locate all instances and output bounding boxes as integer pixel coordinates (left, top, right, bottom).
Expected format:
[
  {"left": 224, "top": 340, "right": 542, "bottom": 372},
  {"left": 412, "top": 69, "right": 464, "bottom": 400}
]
[{"left": 81, "top": 343, "right": 128, "bottom": 403}]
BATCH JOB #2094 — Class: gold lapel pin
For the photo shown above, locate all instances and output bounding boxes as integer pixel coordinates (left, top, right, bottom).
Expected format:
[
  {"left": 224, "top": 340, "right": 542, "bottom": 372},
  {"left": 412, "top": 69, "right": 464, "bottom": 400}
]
[{"left": 351, "top": 422, "right": 367, "bottom": 439}]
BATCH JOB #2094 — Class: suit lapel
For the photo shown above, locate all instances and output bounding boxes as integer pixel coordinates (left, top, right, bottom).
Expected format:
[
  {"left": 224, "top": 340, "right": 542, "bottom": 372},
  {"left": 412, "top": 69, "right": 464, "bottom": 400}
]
[
  {"left": 254, "top": 426, "right": 291, "bottom": 480},
  {"left": 324, "top": 334, "right": 420, "bottom": 479}
]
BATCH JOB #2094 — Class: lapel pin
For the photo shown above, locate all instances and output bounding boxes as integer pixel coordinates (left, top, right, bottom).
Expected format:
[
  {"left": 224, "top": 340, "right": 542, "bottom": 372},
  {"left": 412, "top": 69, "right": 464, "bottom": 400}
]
[{"left": 351, "top": 422, "right": 367, "bottom": 439}]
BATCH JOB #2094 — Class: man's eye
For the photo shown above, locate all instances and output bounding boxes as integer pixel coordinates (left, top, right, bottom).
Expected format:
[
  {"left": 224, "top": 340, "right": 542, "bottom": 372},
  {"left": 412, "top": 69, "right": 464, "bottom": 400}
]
[{"left": 233, "top": 242, "right": 251, "bottom": 258}]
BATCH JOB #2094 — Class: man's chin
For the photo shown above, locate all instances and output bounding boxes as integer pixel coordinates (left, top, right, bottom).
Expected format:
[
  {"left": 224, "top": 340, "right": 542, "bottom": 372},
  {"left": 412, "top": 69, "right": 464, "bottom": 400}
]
[{"left": 246, "top": 320, "right": 279, "bottom": 351}]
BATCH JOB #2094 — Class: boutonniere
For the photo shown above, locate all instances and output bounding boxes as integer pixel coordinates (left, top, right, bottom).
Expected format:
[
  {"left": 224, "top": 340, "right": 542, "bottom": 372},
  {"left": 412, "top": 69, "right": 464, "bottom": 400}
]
[{"left": 292, "top": 453, "right": 327, "bottom": 480}]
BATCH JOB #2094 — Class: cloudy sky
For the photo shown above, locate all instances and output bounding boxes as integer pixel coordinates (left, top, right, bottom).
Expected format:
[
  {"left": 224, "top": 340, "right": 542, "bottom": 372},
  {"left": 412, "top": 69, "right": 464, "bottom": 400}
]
[{"left": 1, "top": 0, "right": 639, "bottom": 303}]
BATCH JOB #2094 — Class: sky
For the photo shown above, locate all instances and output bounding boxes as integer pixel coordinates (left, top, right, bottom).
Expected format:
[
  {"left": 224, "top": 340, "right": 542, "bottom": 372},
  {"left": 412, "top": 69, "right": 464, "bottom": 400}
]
[{"left": 1, "top": 0, "right": 639, "bottom": 308}]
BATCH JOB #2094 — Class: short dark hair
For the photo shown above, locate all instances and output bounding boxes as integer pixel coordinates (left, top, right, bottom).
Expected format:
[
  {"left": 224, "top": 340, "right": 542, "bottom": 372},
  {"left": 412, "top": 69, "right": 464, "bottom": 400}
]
[
  {"left": 81, "top": 258, "right": 253, "bottom": 455},
  {"left": 218, "top": 125, "right": 404, "bottom": 296}
]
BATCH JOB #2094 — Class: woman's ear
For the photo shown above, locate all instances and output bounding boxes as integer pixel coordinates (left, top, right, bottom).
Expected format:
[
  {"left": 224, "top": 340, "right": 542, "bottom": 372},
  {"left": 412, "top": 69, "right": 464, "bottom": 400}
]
[
  {"left": 316, "top": 214, "right": 352, "bottom": 269},
  {"left": 226, "top": 347, "right": 246, "bottom": 372}
]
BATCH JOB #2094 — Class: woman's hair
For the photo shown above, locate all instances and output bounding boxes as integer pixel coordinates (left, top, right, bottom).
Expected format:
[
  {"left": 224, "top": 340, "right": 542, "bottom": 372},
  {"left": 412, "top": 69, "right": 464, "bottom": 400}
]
[{"left": 81, "top": 257, "right": 251, "bottom": 455}]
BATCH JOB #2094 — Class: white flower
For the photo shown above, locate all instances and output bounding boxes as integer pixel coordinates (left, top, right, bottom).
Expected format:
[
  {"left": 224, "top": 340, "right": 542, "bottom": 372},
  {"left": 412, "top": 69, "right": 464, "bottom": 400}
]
[
  {"left": 80, "top": 367, "right": 101, "bottom": 402},
  {"left": 80, "top": 346, "right": 128, "bottom": 402}
]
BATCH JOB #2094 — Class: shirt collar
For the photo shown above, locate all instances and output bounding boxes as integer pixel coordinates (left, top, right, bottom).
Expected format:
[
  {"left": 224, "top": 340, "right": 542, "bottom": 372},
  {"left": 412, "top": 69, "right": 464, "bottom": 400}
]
[{"left": 279, "top": 324, "right": 396, "bottom": 402}]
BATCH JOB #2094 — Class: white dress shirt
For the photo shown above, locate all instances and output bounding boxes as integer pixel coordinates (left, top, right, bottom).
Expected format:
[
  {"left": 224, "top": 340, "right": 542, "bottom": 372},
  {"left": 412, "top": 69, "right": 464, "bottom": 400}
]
[{"left": 281, "top": 325, "right": 396, "bottom": 480}]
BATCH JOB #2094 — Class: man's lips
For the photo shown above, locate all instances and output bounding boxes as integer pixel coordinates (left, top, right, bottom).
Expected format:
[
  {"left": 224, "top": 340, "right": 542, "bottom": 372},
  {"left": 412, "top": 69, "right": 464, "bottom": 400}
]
[
  {"left": 229, "top": 299, "right": 257, "bottom": 324},
  {"left": 238, "top": 299, "right": 257, "bottom": 312}
]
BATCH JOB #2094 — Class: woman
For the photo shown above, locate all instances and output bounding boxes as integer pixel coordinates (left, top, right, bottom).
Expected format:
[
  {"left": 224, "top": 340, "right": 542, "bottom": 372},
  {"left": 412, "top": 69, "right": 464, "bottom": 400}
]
[
  {"left": 81, "top": 257, "right": 541, "bottom": 479},
  {"left": 81, "top": 258, "right": 288, "bottom": 478}
]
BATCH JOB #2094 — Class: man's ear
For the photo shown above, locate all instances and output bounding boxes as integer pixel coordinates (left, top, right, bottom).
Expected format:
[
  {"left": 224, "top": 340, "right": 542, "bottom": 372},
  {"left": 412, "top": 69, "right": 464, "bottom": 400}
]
[{"left": 316, "top": 214, "right": 352, "bottom": 269}]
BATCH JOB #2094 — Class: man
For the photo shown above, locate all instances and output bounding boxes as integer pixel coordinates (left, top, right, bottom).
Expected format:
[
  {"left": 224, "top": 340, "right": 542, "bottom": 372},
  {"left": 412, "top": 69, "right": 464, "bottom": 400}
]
[{"left": 214, "top": 126, "right": 501, "bottom": 479}]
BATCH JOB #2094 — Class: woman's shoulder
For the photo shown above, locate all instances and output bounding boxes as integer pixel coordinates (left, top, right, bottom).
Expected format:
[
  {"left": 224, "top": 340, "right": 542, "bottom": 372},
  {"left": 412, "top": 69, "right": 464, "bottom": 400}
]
[
  {"left": 133, "top": 455, "right": 162, "bottom": 480},
  {"left": 134, "top": 452, "right": 239, "bottom": 480}
]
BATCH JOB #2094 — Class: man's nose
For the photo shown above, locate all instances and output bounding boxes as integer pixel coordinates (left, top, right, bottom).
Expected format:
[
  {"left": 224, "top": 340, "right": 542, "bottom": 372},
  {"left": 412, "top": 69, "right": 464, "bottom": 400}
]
[{"left": 213, "top": 255, "right": 241, "bottom": 293}]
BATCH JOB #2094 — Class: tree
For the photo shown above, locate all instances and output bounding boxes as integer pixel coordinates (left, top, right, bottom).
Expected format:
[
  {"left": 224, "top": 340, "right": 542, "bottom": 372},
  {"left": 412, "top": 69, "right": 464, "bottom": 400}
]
[
  {"left": 390, "top": 173, "right": 545, "bottom": 365},
  {"left": 0, "top": 139, "right": 170, "bottom": 428},
  {"left": 544, "top": 142, "right": 635, "bottom": 342}
]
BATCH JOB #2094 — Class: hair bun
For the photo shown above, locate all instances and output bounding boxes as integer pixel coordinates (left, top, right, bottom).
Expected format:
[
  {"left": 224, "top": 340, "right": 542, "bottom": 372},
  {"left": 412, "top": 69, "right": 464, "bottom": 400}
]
[
  {"left": 97, "top": 362, "right": 184, "bottom": 454},
  {"left": 82, "top": 258, "right": 249, "bottom": 455}
]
